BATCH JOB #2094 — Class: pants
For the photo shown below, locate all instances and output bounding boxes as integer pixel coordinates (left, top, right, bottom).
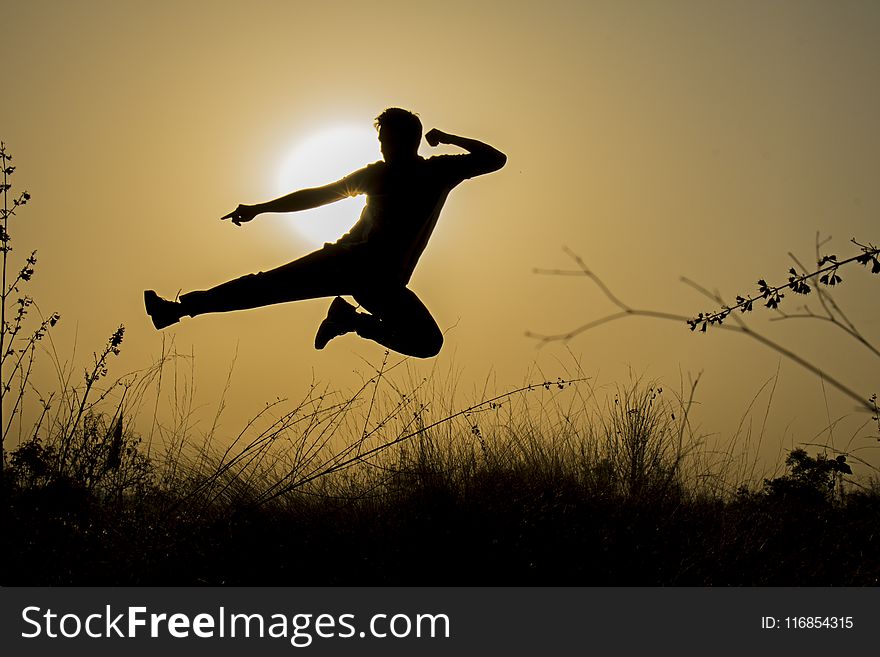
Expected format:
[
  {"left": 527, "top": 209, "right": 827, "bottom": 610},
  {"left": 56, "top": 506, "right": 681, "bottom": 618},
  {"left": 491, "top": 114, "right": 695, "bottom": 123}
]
[{"left": 179, "top": 243, "right": 443, "bottom": 358}]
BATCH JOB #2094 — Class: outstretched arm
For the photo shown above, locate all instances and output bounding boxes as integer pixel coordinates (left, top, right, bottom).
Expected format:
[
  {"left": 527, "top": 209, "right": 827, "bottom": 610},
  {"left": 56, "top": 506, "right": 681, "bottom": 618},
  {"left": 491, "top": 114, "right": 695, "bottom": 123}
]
[
  {"left": 425, "top": 128, "right": 507, "bottom": 174},
  {"left": 221, "top": 179, "right": 354, "bottom": 226}
]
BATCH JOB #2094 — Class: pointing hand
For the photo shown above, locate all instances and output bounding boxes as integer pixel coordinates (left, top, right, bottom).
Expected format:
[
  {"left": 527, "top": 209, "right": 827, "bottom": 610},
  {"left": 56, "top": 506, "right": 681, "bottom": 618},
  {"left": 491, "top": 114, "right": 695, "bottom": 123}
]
[{"left": 220, "top": 204, "right": 258, "bottom": 226}]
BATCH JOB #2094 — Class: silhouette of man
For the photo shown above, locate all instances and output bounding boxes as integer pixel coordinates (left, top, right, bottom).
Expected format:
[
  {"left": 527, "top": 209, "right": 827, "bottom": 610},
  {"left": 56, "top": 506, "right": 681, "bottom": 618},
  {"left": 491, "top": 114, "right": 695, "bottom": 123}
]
[{"left": 144, "top": 108, "right": 506, "bottom": 358}]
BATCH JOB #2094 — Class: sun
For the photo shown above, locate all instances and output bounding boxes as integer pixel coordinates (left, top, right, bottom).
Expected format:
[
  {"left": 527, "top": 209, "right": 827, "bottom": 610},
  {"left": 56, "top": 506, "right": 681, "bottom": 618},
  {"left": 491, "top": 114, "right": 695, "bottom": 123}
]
[{"left": 275, "top": 123, "right": 380, "bottom": 248}]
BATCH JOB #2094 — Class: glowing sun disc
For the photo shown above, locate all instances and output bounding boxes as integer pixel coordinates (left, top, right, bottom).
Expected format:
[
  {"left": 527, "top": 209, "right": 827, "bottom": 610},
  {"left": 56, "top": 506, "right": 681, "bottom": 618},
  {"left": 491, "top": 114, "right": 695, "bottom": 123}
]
[{"left": 276, "top": 124, "right": 380, "bottom": 248}]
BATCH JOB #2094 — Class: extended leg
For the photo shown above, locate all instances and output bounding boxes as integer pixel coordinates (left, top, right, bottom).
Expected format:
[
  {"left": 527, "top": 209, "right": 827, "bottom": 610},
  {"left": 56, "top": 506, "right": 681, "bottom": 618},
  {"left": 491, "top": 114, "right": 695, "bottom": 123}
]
[
  {"left": 180, "top": 245, "right": 362, "bottom": 316},
  {"left": 145, "top": 244, "right": 364, "bottom": 328}
]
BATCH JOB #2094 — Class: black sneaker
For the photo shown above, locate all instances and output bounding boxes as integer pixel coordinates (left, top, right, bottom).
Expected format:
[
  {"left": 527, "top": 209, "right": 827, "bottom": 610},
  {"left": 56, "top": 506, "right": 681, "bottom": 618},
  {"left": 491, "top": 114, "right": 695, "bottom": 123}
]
[
  {"left": 144, "top": 290, "right": 182, "bottom": 330},
  {"left": 314, "top": 297, "right": 358, "bottom": 349}
]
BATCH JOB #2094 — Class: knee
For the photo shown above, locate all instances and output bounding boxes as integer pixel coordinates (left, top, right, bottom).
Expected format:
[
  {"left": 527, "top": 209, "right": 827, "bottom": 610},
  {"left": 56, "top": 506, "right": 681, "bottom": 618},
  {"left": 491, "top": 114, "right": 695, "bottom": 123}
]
[{"left": 410, "top": 326, "right": 443, "bottom": 359}]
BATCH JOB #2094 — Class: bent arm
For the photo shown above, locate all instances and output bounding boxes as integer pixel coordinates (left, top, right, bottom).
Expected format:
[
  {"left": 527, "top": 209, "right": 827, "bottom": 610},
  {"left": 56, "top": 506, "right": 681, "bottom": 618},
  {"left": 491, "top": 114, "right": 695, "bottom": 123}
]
[{"left": 426, "top": 129, "right": 507, "bottom": 174}]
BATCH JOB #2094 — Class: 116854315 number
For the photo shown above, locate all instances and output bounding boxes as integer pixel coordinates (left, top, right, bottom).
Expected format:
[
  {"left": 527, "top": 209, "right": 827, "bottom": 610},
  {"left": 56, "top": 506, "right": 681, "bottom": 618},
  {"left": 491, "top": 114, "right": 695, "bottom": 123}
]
[{"left": 761, "top": 616, "right": 854, "bottom": 630}]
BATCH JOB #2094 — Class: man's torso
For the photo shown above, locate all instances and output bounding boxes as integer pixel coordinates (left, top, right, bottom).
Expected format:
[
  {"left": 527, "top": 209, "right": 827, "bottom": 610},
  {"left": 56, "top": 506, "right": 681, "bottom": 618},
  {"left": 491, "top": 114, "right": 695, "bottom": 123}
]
[{"left": 335, "top": 155, "right": 481, "bottom": 283}]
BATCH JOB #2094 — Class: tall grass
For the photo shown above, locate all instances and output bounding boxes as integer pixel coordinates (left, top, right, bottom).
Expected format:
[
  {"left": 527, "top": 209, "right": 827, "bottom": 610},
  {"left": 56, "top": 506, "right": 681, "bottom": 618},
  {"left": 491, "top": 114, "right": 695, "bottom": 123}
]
[{"left": 4, "top": 347, "right": 878, "bottom": 585}]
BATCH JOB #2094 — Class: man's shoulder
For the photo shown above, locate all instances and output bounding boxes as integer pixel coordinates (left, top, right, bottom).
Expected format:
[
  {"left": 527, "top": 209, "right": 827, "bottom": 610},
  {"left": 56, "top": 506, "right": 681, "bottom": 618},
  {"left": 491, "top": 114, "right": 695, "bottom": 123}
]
[
  {"left": 425, "top": 154, "right": 463, "bottom": 164},
  {"left": 341, "top": 160, "right": 385, "bottom": 189},
  {"left": 423, "top": 153, "right": 483, "bottom": 183},
  {"left": 423, "top": 153, "right": 473, "bottom": 174},
  {"left": 353, "top": 160, "right": 385, "bottom": 176}
]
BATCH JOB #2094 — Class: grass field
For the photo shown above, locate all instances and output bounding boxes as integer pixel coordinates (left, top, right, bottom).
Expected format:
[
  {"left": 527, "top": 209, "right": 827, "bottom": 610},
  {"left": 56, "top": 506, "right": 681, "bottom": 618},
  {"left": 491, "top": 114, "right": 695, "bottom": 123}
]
[{"left": 4, "top": 356, "right": 878, "bottom": 586}]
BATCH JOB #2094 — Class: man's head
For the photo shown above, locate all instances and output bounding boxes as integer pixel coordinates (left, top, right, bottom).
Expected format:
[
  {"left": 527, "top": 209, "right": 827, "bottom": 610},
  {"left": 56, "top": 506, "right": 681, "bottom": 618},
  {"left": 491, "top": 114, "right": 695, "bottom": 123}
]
[{"left": 375, "top": 108, "right": 422, "bottom": 161}]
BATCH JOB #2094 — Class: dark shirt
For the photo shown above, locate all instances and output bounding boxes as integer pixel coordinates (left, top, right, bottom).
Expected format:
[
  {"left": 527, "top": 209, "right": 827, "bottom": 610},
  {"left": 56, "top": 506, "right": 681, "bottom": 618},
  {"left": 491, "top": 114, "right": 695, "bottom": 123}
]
[{"left": 335, "top": 154, "right": 486, "bottom": 284}]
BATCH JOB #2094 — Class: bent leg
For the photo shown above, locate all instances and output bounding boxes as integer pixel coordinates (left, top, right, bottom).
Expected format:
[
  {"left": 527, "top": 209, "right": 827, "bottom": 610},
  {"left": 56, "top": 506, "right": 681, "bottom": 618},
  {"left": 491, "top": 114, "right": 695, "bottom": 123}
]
[
  {"left": 180, "top": 245, "right": 361, "bottom": 317},
  {"left": 351, "top": 287, "right": 443, "bottom": 358}
]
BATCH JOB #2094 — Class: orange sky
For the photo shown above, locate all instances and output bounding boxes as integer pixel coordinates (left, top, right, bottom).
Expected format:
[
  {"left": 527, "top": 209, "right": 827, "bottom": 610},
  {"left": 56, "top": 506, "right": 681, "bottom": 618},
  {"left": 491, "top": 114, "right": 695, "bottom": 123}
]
[{"left": 4, "top": 0, "right": 879, "bottom": 477}]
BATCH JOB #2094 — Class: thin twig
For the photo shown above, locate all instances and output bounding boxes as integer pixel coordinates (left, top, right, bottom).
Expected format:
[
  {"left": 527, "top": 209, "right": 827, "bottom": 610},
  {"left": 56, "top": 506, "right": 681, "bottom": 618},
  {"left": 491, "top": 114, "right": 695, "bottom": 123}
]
[
  {"left": 529, "top": 247, "right": 876, "bottom": 415},
  {"left": 253, "top": 376, "right": 590, "bottom": 506}
]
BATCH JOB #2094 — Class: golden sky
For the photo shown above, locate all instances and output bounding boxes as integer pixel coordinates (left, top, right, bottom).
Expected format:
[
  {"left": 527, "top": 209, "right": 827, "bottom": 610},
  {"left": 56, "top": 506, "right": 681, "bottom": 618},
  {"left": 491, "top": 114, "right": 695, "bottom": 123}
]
[{"left": 4, "top": 0, "right": 879, "bottom": 475}]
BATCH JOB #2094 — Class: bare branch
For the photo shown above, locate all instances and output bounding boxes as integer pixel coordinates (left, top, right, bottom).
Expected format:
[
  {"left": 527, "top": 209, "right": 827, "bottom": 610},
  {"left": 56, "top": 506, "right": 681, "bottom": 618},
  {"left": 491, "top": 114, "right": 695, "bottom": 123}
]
[{"left": 531, "top": 245, "right": 877, "bottom": 415}]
